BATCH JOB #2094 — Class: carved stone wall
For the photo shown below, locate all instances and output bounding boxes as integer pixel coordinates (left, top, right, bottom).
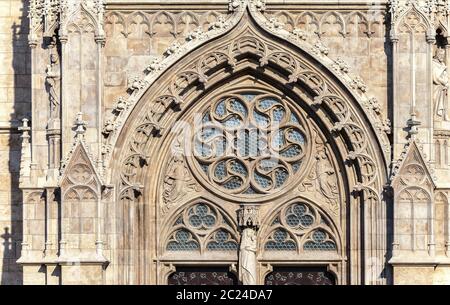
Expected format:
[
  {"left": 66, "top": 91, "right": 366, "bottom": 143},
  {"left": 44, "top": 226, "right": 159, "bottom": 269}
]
[{"left": 0, "top": 0, "right": 30, "bottom": 285}]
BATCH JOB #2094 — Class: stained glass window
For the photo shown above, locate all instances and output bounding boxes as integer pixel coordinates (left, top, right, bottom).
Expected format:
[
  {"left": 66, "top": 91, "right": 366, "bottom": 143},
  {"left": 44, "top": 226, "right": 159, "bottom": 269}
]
[
  {"left": 264, "top": 202, "right": 337, "bottom": 252},
  {"left": 303, "top": 230, "right": 336, "bottom": 251},
  {"left": 265, "top": 229, "right": 296, "bottom": 251},
  {"left": 167, "top": 230, "right": 199, "bottom": 251},
  {"left": 187, "top": 204, "right": 216, "bottom": 229},
  {"left": 206, "top": 230, "right": 238, "bottom": 251},
  {"left": 166, "top": 202, "right": 238, "bottom": 253},
  {"left": 285, "top": 203, "right": 315, "bottom": 229}
]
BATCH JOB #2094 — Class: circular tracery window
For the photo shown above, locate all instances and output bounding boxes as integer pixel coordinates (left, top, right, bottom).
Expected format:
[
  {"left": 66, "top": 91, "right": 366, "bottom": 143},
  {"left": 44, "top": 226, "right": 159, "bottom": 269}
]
[{"left": 192, "top": 92, "right": 309, "bottom": 197}]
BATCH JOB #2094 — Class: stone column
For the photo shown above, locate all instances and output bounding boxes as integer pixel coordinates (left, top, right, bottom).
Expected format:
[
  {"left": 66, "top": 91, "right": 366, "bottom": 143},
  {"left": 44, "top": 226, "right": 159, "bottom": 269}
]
[
  {"left": 237, "top": 205, "right": 259, "bottom": 285},
  {"left": 390, "top": 31, "right": 400, "bottom": 258},
  {"left": 95, "top": 35, "right": 105, "bottom": 258}
]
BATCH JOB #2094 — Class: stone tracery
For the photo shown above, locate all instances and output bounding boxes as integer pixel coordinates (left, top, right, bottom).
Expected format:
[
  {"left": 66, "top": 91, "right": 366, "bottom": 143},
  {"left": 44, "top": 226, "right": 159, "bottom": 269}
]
[
  {"left": 192, "top": 92, "right": 308, "bottom": 195},
  {"left": 262, "top": 202, "right": 339, "bottom": 254},
  {"left": 164, "top": 202, "right": 239, "bottom": 254}
]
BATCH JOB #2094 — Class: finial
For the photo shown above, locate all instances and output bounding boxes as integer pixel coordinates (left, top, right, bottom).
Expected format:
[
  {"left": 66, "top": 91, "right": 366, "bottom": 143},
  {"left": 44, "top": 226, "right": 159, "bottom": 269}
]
[
  {"left": 18, "top": 118, "right": 31, "bottom": 133},
  {"left": 74, "top": 112, "right": 87, "bottom": 138},
  {"left": 407, "top": 112, "right": 421, "bottom": 139}
]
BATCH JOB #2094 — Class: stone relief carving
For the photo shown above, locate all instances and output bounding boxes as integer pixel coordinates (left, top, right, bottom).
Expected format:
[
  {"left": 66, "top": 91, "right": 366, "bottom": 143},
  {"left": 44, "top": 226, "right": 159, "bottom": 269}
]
[
  {"left": 299, "top": 135, "right": 339, "bottom": 216},
  {"left": 390, "top": 0, "right": 450, "bottom": 32},
  {"left": 163, "top": 154, "right": 199, "bottom": 214},
  {"left": 29, "top": 0, "right": 106, "bottom": 42},
  {"left": 433, "top": 48, "right": 449, "bottom": 120},
  {"left": 315, "top": 149, "right": 339, "bottom": 210}
]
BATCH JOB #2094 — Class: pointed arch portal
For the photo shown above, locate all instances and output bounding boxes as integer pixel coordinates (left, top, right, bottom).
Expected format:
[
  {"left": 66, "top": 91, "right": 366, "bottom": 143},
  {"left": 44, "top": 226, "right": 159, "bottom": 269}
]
[{"left": 107, "top": 8, "right": 389, "bottom": 285}]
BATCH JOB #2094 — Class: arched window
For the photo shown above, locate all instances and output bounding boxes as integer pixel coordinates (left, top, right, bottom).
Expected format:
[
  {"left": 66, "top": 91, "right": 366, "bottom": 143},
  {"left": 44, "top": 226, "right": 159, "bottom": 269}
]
[
  {"left": 164, "top": 202, "right": 239, "bottom": 254},
  {"left": 262, "top": 202, "right": 338, "bottom": 255}
]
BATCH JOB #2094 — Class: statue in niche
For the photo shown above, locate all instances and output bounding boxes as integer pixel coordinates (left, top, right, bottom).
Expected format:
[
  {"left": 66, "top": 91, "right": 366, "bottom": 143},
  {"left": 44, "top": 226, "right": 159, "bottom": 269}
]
[
  {"left": 239, "top": 228, "right": 257, "bottom": 285},
  {"left": 46, "top": 52, "right": 61, "bottom": 119},
  {"left": 433, "top": 48, "right": 449, "bottom": 120}
]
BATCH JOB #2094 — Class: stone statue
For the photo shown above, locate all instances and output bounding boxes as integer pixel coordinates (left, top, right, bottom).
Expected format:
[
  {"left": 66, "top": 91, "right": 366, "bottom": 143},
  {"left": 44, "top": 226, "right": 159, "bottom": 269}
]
[
  {"left": 433, "top": 48, "right": 449, "bottom": 120},
  {"left": 239, "top": 228, "right": 257, "bottom": 285},
  {"left": 46, "top": 53, "right": 61, "bottom": 119}
]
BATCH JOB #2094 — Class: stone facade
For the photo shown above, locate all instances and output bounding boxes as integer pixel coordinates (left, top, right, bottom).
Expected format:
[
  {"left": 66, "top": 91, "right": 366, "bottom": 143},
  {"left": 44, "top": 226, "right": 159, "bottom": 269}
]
[
  {"left": 0, "top": 0, "right": 449, "bottom": 285},
  {"left": 0, "top": 0, "right": 30, "bottom": 285}
]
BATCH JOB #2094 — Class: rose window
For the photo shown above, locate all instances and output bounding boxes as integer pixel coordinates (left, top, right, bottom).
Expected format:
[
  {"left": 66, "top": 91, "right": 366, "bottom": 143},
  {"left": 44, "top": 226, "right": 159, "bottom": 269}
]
[{"left": 193, "top": 93, "right": 307, "bottom": 195}]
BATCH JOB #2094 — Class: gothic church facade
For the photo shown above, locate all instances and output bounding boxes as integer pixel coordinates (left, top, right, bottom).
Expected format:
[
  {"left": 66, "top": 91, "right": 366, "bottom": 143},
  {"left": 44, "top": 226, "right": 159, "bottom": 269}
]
[{"left": 1, "top": 0, "right": 450, "bottom": 284}]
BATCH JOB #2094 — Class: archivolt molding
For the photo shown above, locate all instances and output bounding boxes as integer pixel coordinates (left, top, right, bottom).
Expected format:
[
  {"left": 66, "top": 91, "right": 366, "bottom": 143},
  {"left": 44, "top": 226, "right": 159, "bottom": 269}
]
[
  {"left": 102, "top": 7, "right": 245, "bottom": 170},
  {"left": 103, "top": 0, "right": 391, "bottom": 177},
  {"left": 249, "top": 2, "right": 390, "bottom": 160},
  {"left": 107, "top": 7, "right": 387, "bottom": 213}
]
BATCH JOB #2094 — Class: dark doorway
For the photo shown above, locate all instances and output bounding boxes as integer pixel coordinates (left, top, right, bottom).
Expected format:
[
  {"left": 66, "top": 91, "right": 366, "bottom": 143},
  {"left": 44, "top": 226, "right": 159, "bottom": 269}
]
[
  {"left": 168, "top": 266, "right": 238, "bottom": 285},
  {"left": 265, "top": 266, "right": 335, "bottom": 285}
]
